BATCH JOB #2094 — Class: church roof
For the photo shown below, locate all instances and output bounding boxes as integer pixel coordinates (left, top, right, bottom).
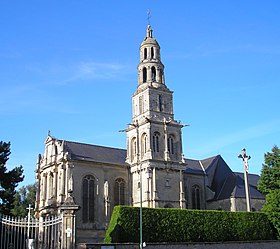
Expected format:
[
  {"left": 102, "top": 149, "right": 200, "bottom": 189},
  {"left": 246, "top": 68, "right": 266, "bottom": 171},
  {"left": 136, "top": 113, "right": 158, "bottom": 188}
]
[
  {"left": 231, "top": 172, "right": 265, "bottom": 199},
  {"left": 198, "top": 155, "right": 264, "bottom": 201},
  {"left": 60, "top": 139, "right": 264, "bottom": 200},
  {"left": 62, "top": 140, "right": 128, "bottom": 166},
  {"left": 201, "top": 155, "right": 236, "bottom": 200},
  {"left": 184, "top": 158, "right": 205, "bottom": 175}
]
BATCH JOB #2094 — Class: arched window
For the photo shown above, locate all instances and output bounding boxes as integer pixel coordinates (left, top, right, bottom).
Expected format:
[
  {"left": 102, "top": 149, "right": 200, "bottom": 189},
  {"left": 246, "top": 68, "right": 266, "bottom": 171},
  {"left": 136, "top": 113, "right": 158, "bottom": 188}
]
[
  {"left": 151, "top": 47, "right": 154, "bottom": 58},
  {"left": 82, "top": 175, "right": 95, "bottom": 223},
  {"left": 191, "top": 185, "right": 201, "bottom": 210},
  {"left": 151, "top": 66, "right": 156, "bottom": 82},
  {"left": 131, "top": 137, "right": 137, "bottom": 161},
  {"left": 114, "top": 178, "right": 125, "bottom": 206},
  {"left": 158, "top": 95, "right": 163, "bottom": 112},
  {"left": 168, "top": 135, "right": 174, "bottom": 154},
  {"left": 143, "top": 67, "right": 147, "bottom": 83},
  {"left": 152, "top": 132, "right": 160, "bottom": 152},
  {"left": 144, "top": 48, "right": 147, "bottom": 59},
  {"left": 141, "top": 133, "right": 148, "bottom": 157}
]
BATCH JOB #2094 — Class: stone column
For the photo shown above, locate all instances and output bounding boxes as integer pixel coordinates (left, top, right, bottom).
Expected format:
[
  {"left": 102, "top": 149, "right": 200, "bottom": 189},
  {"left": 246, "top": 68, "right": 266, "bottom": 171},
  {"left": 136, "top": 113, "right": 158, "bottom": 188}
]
[
  {"left": 60, "top": 190, "right": 79, "bottom": 249},
  {"left": 53, "top": 168, "right": 58, "bottom": 200},
  {"left": 152, "top": 167, "right": 158, "bottom": 208},
  {"left": 59, "top": 164, "right": 66, "bottom": 203},
  {"left": 40, "top": 173, "right": 47, "bottom": 207},
  {"left": 156, "top": 67, "right": 161, "bottom": 82},
  {"left": 163, "top": 118, "right": 170, "bottom": 161}
]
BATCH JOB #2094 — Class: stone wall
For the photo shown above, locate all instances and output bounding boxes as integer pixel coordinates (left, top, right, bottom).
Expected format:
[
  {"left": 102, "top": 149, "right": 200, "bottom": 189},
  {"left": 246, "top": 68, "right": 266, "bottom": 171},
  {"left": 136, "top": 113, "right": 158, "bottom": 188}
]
[{"left": 77, "top": 241, "right": 280, "bottom": 249}]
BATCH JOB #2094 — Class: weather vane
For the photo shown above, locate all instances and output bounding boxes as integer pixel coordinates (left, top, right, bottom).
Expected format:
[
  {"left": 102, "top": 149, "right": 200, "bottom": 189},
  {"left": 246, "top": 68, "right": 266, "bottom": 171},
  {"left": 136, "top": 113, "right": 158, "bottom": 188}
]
[{"left": 147, "top": 9, "right": 152, "bottom": 25}]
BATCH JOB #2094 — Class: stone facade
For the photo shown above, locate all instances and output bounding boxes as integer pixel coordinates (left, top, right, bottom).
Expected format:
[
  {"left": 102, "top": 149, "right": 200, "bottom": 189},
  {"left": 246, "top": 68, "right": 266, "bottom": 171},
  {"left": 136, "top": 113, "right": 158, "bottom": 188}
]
[{"left": 35, "top": 25, "right": 265, "bottom": 243}]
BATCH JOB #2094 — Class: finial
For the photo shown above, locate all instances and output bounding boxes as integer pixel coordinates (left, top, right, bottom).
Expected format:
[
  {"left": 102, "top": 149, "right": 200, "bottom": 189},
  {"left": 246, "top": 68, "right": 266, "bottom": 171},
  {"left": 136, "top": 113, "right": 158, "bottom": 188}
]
[
  {"left": 48, "top": 129, "right": 51, "bottom": 136},
  {"left": 147, "top": 9, "right": 152, "bottom": 25},
  {"left": 146, "top": 23, "right": 153, "bottom": 38}
]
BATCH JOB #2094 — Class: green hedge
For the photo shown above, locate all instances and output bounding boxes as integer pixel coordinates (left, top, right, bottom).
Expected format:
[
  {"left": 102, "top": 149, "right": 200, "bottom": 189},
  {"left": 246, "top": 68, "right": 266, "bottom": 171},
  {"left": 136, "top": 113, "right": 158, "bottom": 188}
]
[
  {"left": 267, "top": 212, "right": 280, "bottom": 239},
  {"left": 104, "top": 206, "right": 277, "bottom": 243}
]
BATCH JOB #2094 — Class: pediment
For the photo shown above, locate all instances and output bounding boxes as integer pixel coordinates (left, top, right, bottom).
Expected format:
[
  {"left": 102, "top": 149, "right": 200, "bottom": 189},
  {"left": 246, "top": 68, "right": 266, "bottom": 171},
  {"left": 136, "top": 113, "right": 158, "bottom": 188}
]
[{"left": 44, "top": 135, "right": 54, "bottom": 144}]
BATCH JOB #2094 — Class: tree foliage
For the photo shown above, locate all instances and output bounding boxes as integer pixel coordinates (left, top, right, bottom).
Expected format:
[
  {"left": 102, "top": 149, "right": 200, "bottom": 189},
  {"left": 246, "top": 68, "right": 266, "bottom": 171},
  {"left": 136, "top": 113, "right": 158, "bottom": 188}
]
[
  {"left": 11, "top": 183, "right": 37, "bottom": 217},
  {"left": 258, "top": 145, "right": 280, "bottom": 238},
  {"left": 0, "top": 141, "right": 24, "bottom": 215},
  {"left": 258, "top": 145, "right": 280, "bottom": 211}
]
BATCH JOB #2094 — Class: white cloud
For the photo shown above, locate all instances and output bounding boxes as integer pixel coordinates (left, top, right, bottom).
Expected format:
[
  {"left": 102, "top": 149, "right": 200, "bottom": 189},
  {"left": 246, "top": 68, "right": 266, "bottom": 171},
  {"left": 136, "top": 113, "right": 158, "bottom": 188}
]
[
  {"left": 190, "top": 119, "right": 280, "bottom": 155},
  {"left": 57, "top": 61, "right": 133, "bottom": 85}
]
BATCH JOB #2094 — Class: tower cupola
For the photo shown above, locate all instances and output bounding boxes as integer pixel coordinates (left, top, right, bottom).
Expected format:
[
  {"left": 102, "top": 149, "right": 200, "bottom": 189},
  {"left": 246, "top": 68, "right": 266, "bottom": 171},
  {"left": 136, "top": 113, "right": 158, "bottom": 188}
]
[{"left": 138, "top": 25, "right": 165, "bottom": 89}]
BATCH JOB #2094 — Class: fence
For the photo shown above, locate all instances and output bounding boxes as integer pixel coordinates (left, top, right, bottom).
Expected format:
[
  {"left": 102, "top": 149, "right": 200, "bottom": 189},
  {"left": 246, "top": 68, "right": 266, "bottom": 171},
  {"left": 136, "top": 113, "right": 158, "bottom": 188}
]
[{"left": 0, "top": 214, "right": 62, "bottom": 249}]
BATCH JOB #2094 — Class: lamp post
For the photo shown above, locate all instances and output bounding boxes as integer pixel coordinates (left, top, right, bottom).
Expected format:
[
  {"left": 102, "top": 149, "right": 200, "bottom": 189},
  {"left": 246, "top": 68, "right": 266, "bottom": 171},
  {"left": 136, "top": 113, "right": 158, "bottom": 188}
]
[
  {"left": 128, "top": 121, "right": 143, "bottom": 249},
  {"left": 238, "top": 148, "right": 251, "bottom": 212}
]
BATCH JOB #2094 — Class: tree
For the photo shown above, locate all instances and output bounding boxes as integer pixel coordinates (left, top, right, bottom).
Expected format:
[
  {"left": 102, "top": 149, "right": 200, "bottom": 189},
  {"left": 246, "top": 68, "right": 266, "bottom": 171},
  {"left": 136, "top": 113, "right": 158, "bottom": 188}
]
[
  {"left": 0, "top": 141, "right": 24, "bottom": 215},
  {"left": 11, "top": 183, "right": 37, "bottom": 217},
  {"left": 258, "top": 145, "right": 280, "bottom": 238}
]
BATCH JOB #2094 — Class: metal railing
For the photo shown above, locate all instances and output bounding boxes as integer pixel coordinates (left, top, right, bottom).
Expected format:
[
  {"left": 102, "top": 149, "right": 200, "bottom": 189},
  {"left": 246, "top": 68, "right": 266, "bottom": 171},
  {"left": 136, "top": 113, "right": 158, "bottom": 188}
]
[{"left": 0, "top": 214, "right": 62, "bottom": 249}]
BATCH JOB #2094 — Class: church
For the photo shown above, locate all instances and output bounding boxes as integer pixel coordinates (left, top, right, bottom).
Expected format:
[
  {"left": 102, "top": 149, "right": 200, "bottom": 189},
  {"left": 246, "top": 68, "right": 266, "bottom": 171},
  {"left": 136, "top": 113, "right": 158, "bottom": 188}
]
[{"left": 35, "top": 25, "right": 265, "bottom": 243}]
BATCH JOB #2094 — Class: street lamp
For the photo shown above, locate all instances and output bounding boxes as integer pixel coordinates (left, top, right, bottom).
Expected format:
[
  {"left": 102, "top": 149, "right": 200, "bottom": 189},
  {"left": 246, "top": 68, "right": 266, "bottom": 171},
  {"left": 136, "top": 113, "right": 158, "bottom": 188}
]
[
  {"left": 238, "top": 148, "right": 251, "bottom": 212},
  {"left": 127, "top": 121, "right": 143, "bottom": 249}
]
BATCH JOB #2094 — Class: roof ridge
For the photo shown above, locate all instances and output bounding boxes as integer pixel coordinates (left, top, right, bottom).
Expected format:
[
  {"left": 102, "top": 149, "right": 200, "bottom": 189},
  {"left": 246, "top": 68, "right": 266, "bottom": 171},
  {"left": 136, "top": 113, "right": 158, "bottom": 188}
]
[
  {"left": 234, "top": 171, "right": 260, "bottom": 176},
  {"left": 62, "top": 139, "right": 126, "bottom": 151}
]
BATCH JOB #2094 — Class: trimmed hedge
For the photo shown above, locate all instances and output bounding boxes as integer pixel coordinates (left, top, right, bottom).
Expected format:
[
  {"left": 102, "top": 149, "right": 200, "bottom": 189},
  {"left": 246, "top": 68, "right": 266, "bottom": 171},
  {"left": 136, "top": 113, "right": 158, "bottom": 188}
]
[
  {"left": 267, "top": 212, "right": 280, "bottom": 239},
  {"left": 104, "top": 206, "right": 277, "bottom": 243}
]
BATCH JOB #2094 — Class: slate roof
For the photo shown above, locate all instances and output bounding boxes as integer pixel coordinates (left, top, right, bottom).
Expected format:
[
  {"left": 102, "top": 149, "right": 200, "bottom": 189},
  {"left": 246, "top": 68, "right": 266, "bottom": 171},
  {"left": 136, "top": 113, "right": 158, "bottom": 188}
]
[
  {"left": 62, "top": 140, "right": 127, "bottom": 166},
  {"left": 197, "top": 155, "right": 265, "bottom": 201},
  {"left": 184, "top": 158, "right": 204, "bottom": 175},
  {"left": 200, "top": 155, "right": 236, "bottom": 200},
  {"left": 231, "top": 172, "right": 265, "bottom": 199}
]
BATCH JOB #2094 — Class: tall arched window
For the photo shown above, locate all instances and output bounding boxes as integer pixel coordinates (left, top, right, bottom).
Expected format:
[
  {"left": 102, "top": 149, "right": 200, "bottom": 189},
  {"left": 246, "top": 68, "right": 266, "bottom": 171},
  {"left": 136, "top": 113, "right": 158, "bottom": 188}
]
[
  {"left": 151, "top": 66, "right": 156, "bottom": 81},
  {"left": 141, "top": 133, "right": 148, "bottom": 157},
  {"left": 168, "top": 135, "right": 174, "bottom": 154},
  {"left": 152, "top": 132, "right": 160, "bottom": 152},
  {"left": 191, "top": 185, "right": 201, "bottom": 210},
  {"left": 151, "top": 47, "right": 154, "bottom": 58},
  {"left": 143, "top": 67, "right": 147, "bottom": 83},
  {"left": 144, "top": 48, "right": 147, "bottom": 59},
  {"left": 131, "top": 137, "right": 137, "bottom": 161},
  {"left": 158, "top": 95, "right": 163, "bottom": 112},
  {"left": 82, "top": 175, "right": 95, "bottom": 223},
  {"left": 114, "top": 178, "right": 125, "bottom": 206}
]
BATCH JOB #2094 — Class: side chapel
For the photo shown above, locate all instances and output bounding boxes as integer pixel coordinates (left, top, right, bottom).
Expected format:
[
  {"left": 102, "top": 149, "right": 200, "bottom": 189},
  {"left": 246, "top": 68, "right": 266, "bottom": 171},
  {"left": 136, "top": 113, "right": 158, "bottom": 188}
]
[{"left": 35, "top": 25, "right": 265, "bottom": 243}]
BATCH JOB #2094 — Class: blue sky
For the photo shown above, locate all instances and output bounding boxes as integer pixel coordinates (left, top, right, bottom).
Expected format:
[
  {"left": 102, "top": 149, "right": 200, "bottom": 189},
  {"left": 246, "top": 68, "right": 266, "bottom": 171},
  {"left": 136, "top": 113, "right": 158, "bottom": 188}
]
[{"left": 1, "top": 1, "right": 280, "bottom": 186}]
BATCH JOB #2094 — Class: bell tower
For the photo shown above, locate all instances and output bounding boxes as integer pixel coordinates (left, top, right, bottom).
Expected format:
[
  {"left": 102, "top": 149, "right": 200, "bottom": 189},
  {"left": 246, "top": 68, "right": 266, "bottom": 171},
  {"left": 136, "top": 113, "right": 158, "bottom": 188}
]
[{"left": 126, "top": 25, "right": 186, "bottom": 209}]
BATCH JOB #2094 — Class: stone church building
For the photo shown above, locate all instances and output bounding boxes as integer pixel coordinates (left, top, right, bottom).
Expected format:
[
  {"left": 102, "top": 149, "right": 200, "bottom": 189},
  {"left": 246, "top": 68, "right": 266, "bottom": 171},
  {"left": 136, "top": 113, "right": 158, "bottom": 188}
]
[{"left": 35, "top": 25, "right": 265, "bottom": 243}]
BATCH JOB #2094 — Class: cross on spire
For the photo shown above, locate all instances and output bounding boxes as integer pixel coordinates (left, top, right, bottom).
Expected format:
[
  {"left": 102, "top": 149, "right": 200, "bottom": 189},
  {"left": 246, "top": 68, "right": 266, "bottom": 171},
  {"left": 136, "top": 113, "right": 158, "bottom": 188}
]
[{"left": 147, "top": 9, "right": 152, "bottom": 25}]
